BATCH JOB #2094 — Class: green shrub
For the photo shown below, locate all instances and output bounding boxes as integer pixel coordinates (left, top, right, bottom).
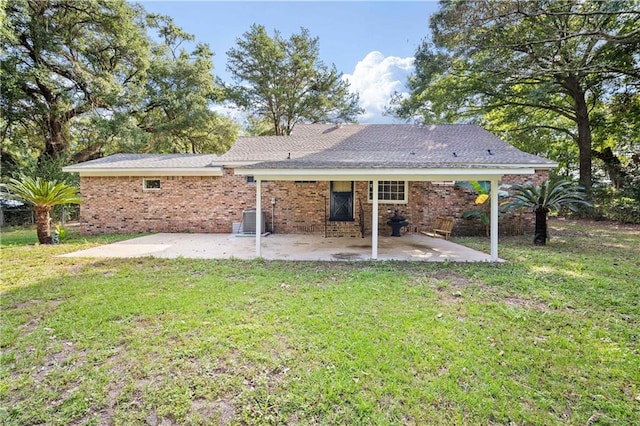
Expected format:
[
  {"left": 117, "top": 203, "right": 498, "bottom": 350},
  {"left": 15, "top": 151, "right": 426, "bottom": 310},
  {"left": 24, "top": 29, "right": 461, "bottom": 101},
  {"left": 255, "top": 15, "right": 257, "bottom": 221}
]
[
  {"left": 621, "top": 172, "right": 640, "bottom": 201},
  {"left": 606, "top": 197, "right": 640, "bottom": 224},
  {"left": 54, "top": 224, "right": 67, "bottom": 241}
]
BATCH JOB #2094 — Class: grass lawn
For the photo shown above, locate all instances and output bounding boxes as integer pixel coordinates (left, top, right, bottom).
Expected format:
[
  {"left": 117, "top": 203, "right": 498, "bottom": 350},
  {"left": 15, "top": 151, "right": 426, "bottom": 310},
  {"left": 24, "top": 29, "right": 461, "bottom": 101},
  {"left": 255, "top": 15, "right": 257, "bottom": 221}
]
[{"left": 1, "top": 219, "right": 639, "bottom": 425}]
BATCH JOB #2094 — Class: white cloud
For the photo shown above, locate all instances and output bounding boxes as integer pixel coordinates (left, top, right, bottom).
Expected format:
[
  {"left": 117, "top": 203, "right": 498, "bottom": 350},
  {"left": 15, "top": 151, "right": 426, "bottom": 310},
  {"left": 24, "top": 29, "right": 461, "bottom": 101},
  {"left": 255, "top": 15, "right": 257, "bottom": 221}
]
[
  {"left": 210, "top": 103, "right": 248, "bottom": 124},
  {"left": 343, "top": 51, "right": 414, "bottom": 123}
]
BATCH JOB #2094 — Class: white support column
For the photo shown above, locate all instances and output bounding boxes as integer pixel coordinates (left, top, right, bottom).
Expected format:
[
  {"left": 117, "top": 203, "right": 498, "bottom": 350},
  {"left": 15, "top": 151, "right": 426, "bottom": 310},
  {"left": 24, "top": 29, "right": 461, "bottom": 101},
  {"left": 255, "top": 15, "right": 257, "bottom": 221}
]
[
  {"left": 372, "top": 180, "right": 379, "bottom": 260},
  {"left": 490, "top": 177, "right": 499, "bottom": 262},
  {"left": 255, "top": 178, "right": 262, "bottom": 257}
]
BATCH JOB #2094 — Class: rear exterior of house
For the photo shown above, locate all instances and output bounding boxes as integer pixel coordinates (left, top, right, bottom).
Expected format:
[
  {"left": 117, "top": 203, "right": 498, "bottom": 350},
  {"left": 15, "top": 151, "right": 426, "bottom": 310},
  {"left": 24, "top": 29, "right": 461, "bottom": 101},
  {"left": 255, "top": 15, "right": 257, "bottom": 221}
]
[
  {"left": 66, "top": 124, "right": 555, "bottom": 238},
  {"left": 78, "top": 171, "right": 548, "bottom": 237}
]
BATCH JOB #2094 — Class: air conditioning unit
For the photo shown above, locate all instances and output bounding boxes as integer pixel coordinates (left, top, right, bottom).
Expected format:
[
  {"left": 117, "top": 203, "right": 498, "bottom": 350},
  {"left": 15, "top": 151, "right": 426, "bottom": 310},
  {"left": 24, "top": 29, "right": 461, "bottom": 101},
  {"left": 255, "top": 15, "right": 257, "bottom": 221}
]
[{"left": 241, "top": 209, "right": 266, "bottom": 234}]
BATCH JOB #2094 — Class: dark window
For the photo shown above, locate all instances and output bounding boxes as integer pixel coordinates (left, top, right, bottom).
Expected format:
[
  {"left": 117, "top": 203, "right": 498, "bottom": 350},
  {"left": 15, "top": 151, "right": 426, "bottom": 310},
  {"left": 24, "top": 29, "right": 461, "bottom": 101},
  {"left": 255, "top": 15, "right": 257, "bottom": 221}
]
[
  {"left": 330, "top": 181, "right": 353, "bottom": 221},
  {"left": 143, "top": 179, "right": 161, "bottom": 190},
  {"left": 246, "top": 176, "right": 269, "bottom": 184}
]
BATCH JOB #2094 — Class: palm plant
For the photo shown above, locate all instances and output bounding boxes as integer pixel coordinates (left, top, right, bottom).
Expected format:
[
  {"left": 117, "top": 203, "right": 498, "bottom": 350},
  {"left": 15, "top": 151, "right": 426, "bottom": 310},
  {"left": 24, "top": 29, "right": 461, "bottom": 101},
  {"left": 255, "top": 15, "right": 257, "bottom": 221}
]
[
  {"left": 508, "top": 180, "right": 592, "bottom": 245},
  {"left": 7, "top": 177, "right": 81, "bottom": 244}
]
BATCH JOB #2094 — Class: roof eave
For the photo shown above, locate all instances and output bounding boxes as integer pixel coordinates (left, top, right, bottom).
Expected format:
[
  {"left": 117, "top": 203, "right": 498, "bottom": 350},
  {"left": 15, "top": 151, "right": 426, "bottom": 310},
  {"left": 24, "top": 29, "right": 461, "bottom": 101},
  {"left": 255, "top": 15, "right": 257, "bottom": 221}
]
[
  {"left": 234, "top": 164, "right": 556, "bottom": 181},
  {"left": 62, "top": 167, "right": 224, "bottom": 177}
]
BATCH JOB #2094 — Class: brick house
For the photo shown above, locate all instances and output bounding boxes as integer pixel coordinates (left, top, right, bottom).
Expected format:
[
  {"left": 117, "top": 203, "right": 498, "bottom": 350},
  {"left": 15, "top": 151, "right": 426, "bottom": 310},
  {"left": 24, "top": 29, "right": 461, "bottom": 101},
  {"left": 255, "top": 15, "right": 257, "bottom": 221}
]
[{"left": 64, "top": 124, "right": 556, "bottom": 260}]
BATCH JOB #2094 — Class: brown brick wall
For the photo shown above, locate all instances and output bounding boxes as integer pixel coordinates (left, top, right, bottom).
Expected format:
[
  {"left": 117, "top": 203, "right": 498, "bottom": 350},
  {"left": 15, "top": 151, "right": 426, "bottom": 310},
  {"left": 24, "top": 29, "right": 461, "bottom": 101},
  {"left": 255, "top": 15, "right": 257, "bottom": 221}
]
[{"left": 79, "top": 169, "right": 548, "bottom": 236}]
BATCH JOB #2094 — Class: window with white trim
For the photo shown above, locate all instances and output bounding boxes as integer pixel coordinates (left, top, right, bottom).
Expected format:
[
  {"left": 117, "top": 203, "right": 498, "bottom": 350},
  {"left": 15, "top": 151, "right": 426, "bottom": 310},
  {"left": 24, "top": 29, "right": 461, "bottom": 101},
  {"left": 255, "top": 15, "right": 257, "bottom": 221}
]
[
  {"left": 143, "top": 179, "right": 161, "bottom": 190},
  {"left": 368, "top": 181, "right": 407, "bottom": 203}
]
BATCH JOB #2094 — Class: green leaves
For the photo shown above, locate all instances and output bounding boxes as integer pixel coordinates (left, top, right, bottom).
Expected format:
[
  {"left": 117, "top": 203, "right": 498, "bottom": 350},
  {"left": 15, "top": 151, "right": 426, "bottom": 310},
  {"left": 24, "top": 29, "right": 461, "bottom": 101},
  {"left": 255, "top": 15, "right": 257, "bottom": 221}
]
[
  {"left": 7, "top": 176, "right": 81, "bottom": 208},
  {"left": 395, "top": 0, "right": 640, "bottom": 189},
  {"left": 226, "top": 24, "right": 363, "bottom": 135},
  {"left": 508, "top": 180, "right": 593, "bottom": 214},
  {"left": 1, "top": 0, "right": 236, "bottom": 167}
]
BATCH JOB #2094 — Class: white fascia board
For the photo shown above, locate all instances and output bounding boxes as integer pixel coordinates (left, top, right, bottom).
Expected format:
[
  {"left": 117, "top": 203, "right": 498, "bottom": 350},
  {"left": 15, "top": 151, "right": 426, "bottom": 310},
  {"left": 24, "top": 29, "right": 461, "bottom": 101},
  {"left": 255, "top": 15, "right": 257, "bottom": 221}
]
[
  {"left": 214, "top": 161, "right": 262, "bottom": 167},
  {"left": 233, "top": 166, "right": 545, "bottom": 181},
  {"left": 62, "top": 167, "right": 224, "bottom": 177}
]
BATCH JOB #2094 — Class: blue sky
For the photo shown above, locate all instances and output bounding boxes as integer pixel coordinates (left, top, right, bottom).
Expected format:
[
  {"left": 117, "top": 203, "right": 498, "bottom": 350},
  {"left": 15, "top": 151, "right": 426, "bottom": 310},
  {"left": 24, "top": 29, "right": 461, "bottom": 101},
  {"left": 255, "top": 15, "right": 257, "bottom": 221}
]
[{"left": 138, "top": 1, "right": 440, "bottom": 123}]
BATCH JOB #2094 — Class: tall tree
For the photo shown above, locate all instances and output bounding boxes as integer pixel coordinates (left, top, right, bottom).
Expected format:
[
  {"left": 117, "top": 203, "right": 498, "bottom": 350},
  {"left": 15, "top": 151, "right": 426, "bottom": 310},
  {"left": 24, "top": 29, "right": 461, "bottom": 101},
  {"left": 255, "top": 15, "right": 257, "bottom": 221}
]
[
  {"left": 396, "top": 0, "right": 640, "bottom": 190},
  {"left": 131, "top": 15, "right": 237, "bottom": 156},
  {"left": 226, "top": 24, "right": 362, "bottom": 135},
  {"left": 1, "top": 0, "right": 236, "bottom": 168},
  {"left": 2, "top": 0, "right": 148, "bottom": 160}
]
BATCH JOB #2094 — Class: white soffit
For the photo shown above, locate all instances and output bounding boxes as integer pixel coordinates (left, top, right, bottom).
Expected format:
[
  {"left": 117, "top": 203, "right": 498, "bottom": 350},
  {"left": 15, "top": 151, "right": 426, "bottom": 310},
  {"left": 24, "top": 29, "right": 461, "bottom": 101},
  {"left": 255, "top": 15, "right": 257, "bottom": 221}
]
[{"left": 233, "top": 166, "right": 542, "bottom": 181}]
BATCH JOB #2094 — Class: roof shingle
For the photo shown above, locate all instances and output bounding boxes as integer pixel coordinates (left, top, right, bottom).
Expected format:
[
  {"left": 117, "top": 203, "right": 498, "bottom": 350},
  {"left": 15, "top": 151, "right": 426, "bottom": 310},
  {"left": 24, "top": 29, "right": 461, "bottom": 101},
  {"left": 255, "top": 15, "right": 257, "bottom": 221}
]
[
  {"left": 65, "top": 124, "right": 556, "bottom": 171},
  {"left": 64, "top": 153, "right": 220, "bottom": 169},
  {"left": 220, "top": 124, "right": 556, "bottom": 169}
]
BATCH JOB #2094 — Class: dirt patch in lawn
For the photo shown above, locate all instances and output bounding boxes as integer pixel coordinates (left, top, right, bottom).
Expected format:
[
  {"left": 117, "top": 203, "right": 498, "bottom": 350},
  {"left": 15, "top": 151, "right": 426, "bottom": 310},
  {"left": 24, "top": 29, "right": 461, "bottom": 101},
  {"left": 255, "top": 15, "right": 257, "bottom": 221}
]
[
  {"left": 13, "top": 299, "right": 66, "bottom": 340},
  {"left": 503, "top": 295, "right": 552, "bottom": 312},
  {"left": 34, "top": 340, "right": 87, "bottom": 382},
  {"left": 192, "top": 398, "right": 235, "bottom": 425},
  {"left": 15, "top": 298, "right": 64, "bottom": 311},
  {"left": 409, "top": 269, "right": 559, "bottom": 312}
]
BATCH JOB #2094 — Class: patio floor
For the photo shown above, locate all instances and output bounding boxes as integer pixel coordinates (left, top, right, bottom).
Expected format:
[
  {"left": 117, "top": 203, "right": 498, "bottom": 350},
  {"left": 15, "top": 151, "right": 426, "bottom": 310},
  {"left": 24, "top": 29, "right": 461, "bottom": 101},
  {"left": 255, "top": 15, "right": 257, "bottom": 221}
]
[{"left": 60, "top": 233, "right": 497, "bottom": 262}]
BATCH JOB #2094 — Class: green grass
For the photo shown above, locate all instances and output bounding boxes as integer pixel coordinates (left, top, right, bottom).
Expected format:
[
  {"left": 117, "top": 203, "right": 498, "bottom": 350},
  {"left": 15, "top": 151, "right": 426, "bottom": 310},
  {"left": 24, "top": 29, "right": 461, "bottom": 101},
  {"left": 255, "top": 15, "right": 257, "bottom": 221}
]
[{"left": 1, "top": 220, "right": 639, "bottom": 425}]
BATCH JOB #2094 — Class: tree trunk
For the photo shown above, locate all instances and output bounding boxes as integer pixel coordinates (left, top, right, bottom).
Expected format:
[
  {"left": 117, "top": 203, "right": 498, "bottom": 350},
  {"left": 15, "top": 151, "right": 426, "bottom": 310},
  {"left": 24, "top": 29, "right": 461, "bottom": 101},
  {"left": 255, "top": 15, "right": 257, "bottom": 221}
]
[
  {"left": 71, "top": 145, "right": 104, "bottom": 163},
  {"left": 533, "top": 207, "right": 548, "bottom": 245},
  {"left": 592, "top": 147, "right": 626, "bottom": 189},
  {"left": 563, "top": 76, "right": 592, "bottom": 191},
  {"left": 44, "top": 115, "right": 68, "bottom": 159},
  {"left": 34, "top": 206, "right": 53, "bottom": 244}
]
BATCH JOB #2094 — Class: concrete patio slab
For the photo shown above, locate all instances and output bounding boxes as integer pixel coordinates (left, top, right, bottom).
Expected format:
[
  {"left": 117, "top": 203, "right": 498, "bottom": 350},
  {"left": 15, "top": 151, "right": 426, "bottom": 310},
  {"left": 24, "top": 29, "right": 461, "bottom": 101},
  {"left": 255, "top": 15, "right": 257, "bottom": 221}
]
[{"left": 60, "top": 233, "right": 498, "bottom": 262}]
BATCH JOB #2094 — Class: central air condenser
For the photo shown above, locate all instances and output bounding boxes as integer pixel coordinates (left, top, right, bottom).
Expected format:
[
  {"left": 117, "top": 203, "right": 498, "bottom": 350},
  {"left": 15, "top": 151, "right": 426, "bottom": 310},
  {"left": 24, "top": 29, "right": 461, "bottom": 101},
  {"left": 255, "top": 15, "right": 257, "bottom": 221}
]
[{"left": 241, "top": 209, "right": 266, "bottom": 234}]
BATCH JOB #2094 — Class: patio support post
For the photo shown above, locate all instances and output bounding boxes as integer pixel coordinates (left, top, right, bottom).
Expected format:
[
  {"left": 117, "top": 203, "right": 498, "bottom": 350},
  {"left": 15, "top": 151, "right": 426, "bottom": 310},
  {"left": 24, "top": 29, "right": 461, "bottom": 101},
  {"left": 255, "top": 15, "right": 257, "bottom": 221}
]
[
  {"left": 372, "top": 179, "right": 379, "bottom": 259},
  {"left": 256, "top": 178, "right": 262, "bottom": 257},
  {"left": 490, "top": 177, "right": 499, "bottom": 261}
]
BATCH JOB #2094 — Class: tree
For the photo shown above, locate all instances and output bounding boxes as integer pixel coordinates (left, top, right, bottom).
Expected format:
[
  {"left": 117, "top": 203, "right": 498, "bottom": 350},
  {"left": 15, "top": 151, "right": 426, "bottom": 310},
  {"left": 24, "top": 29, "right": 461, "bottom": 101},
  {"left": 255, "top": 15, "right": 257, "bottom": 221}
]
[
  {"left": 131, "top": 17, "right": 237, "bottom": 155},
  {"left": 1, "top": 0, "right": 236, "bottom": 168},
  {"left": 6, "top": 177, "right": 81, "bottom": 244},
  {"left": 508, "top": 180, "right": 592, "bottom": 245},
  {"left": 2, "top": 0, "right": 148, "bottom": 160},
  {"left": 226, "top": 24, "right": 362, "bottom": 135},
  {"left": 396, "top": 0, "right": 640, "bottom": 190}
]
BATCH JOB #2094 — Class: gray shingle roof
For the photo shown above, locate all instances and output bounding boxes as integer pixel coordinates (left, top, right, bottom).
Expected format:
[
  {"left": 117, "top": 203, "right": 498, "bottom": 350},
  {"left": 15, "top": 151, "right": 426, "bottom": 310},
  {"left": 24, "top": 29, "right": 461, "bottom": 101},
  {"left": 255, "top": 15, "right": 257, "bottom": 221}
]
[
  {"left": 220, "top": 124, "right": 556, "bottom": 169},
  {"left": 64, "top": 153, "right": 221, "bottom": 169},
  {"left": 65, "top": 124, "right": 556, "bottom": 171}
]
